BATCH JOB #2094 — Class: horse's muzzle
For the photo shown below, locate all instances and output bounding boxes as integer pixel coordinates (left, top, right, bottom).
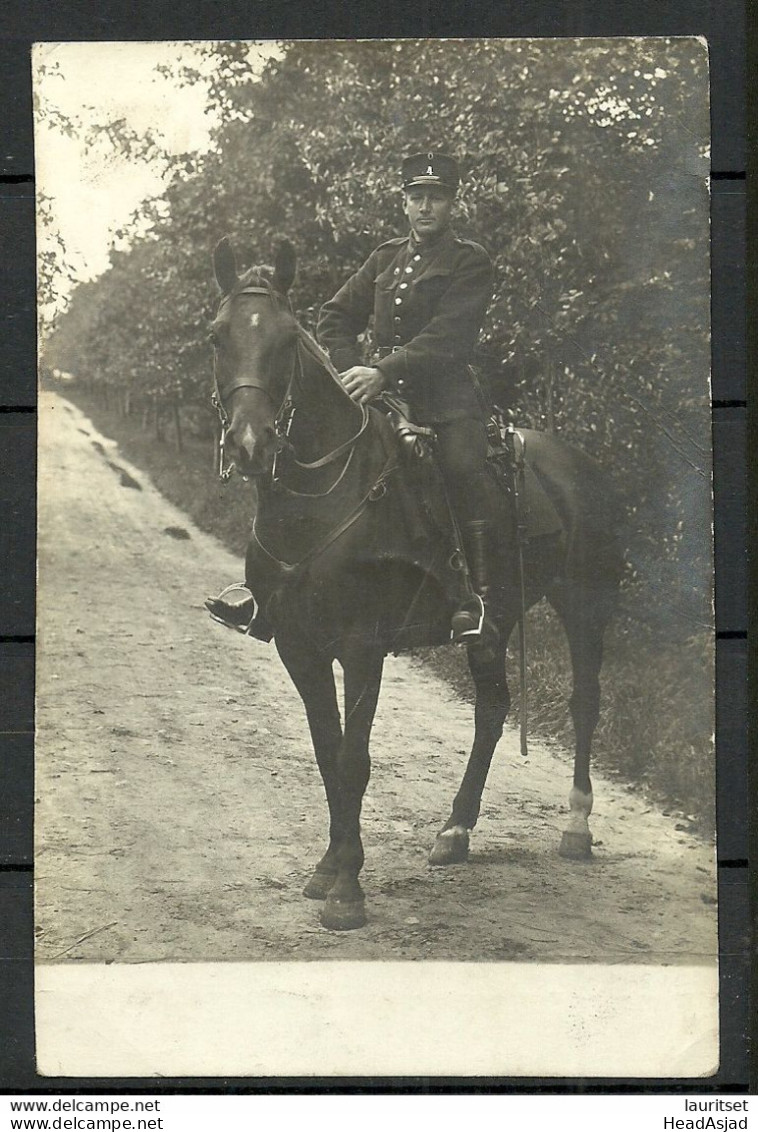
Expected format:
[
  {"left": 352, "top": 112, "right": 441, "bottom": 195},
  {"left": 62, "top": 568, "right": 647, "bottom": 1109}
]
[{"left": 225, "top": 421, "right": 279, "bottom": 479}]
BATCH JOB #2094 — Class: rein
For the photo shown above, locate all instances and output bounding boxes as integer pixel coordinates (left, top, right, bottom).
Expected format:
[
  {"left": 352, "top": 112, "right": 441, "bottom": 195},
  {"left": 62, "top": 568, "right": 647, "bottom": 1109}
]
[
  {"left": 250, "top": 451, "right": 398, "bottom": 574},
  {"left": 287, "top": 330, "right": 370, "bottom": 471}
]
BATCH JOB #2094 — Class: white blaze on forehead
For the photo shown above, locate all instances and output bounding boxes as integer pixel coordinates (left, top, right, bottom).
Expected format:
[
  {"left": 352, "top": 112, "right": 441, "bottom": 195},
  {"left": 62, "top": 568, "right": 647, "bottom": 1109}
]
[{"left": 249, "top": 312, "right": 260, "bottom": 328}]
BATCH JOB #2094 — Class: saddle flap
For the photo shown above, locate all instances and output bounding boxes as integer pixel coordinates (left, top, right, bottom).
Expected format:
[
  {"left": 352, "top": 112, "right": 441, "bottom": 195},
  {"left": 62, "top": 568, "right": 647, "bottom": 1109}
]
[{"left": 519, "top": 462, "right": 563, "bottom": 541}]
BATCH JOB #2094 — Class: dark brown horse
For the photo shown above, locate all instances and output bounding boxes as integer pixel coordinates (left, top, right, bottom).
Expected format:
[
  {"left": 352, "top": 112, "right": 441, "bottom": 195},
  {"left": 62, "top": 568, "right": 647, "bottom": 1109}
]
[{"left": 210, "top": 237, "right": 622, "bottom": 931}]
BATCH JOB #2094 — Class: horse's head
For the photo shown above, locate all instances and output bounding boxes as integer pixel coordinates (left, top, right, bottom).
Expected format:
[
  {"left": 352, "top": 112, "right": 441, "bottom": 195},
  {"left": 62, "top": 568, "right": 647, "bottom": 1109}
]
[{"left": 210, "top": 237, "right": 298, "bottom": 479}]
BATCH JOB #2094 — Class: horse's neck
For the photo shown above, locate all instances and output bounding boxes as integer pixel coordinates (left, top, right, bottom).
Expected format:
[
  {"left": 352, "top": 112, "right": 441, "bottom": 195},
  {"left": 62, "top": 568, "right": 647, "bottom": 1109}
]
[{"left": 290, "top": 346, "right": 363, "bottom": 463}]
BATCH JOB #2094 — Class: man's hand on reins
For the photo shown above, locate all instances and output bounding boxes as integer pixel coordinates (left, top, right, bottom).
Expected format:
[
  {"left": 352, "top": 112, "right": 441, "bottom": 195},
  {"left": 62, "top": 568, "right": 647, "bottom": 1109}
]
[{"left": 340, "top": 366, "right": 386, "bottom": 405}]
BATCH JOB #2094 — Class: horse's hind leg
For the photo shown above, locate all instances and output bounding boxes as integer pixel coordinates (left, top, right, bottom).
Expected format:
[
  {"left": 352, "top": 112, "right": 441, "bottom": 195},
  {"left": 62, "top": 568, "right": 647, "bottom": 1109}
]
[
  {"left": 429, "top": 638, "right": 511, "bottom": 866},
  {"left": 552, "top": 589, "right": 612, "bottom": 860},
  {"left": 274, "top": 636, "right": 344, "bottom": 899},
  {"left": 320, "top": 638, "right": 385, "bottom": 931}
]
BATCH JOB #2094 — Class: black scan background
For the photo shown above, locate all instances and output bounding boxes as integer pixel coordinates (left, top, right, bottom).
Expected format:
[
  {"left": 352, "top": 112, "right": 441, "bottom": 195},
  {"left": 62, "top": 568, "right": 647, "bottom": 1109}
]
[{"left": 0, "top": 0, "right": 748, "bottom": 1094}]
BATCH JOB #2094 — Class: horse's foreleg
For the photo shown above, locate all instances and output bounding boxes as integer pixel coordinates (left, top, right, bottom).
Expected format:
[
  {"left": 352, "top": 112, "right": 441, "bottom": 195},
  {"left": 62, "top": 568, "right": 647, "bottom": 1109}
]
[
  {"left": 321, "top": 641, "right": 384, "bottom": 931},
  {"left": 275, "top": 636, "right": 344, "bottom": 898},
  {"left": 430, "top": 641, "right": 510, "bottom": 866}
]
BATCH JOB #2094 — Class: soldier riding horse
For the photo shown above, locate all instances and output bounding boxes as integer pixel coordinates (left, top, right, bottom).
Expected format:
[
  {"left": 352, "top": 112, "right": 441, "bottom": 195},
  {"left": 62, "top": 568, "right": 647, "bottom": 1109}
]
[{"left": 207, "top": 232, "right": 621, "bottom": 931}]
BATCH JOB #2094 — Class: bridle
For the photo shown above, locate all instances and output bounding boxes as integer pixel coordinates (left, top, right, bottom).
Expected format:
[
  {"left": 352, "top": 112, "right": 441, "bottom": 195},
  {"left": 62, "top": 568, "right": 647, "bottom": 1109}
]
[
  {"left": 211, "top": 283, "right": 296, "bottom": 482},
  {"left": 211, "top": 282, "right": 369, "bottom": 484}
]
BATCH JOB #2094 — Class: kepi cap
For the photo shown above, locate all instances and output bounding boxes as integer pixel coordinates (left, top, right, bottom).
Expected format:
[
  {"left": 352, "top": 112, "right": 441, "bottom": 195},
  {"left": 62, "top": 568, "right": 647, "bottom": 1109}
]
[{"left": 402, "top": 151, "right": 459, "bottom": 193}]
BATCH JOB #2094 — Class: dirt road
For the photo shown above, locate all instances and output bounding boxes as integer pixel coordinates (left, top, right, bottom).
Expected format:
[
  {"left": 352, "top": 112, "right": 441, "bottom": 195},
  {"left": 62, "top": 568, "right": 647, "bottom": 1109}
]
[{"left": 36, "top": 390, "right": 717, "bottom": 965}]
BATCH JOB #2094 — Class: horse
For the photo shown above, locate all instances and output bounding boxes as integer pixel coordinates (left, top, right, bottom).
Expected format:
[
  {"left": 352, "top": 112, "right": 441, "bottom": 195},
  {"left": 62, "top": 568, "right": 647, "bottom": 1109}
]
[{"left": 209, "top": 236, "right": 622, "bottom": 931}]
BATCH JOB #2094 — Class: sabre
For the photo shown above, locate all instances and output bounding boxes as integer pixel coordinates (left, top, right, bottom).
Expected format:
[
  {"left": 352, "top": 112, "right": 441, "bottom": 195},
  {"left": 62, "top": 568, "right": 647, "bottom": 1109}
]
[{"left": 507, "top": 425, "right": 529, "bottom": 758}]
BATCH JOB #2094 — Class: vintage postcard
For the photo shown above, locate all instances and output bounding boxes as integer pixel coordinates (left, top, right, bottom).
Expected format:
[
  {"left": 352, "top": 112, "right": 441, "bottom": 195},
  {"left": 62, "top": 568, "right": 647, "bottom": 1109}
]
[{"left": 33, "top": 38, "right": 717, "bottom": 1077}]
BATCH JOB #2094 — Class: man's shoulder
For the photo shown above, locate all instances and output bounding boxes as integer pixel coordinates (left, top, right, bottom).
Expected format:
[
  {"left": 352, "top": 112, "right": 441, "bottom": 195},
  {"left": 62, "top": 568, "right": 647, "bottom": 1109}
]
[
  {"left": 452, "top": 235, "right": 491, "bottom": 262},
  {"left": 353, "top": 236, "right": 407, "bottom": 271},
  {"left": 373, "top": 236, "right": 408, "bottom": 254}
]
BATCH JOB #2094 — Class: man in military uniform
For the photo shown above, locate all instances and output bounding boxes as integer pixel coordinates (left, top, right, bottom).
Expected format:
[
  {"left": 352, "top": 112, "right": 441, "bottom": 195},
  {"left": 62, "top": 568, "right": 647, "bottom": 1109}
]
[{"left": 317, "top": 151, "right": 500, "bottom": 644}]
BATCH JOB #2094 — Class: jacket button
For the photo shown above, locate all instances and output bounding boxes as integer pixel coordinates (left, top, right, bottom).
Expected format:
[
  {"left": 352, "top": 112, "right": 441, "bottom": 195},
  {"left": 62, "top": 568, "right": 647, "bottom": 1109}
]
[
  {"left": 405, "top": 266, "right": 413, "bottom": 273},
  {"left": 394, "top": 316, "right": 401, "bottom": 323},
  {"left": 399, "top": 282, "right": 408, "bottom": 290},
  {"left": 394, "top": 267, "right": 400, "bottom": 275},
  {"left": 395, "top": 297, "right": 402, "bottom": 305}
]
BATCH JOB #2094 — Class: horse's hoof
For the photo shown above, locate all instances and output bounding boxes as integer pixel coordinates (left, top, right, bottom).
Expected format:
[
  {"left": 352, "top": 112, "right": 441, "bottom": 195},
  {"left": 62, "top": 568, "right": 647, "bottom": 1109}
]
[
  {"left": 429, "top": 829, "right": 470, "bottom": 866},
  {"left": 559, "top": 830, "right": 593, "bottom": 859},
  {"left": 320, "top": 897, "right": 367, "bottom": 931},
  {"left": 303, "top": 870, "right": 336, "bottom": 900}
]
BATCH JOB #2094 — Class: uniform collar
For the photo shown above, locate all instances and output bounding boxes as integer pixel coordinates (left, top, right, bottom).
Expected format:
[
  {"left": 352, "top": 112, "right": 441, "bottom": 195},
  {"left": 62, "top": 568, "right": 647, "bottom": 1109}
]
[{"left": 408, "top": 226, "right": 455, "bottom": 256}]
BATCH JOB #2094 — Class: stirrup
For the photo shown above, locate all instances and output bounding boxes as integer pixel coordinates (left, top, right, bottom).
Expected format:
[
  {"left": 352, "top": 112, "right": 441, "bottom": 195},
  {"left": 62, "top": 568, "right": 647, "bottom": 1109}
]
[
  {"left": 204, "top": 583, "right": 257, "bottom": 635},
  {"left": 451, "top": 593, "right": 486, "bottom": 643}
]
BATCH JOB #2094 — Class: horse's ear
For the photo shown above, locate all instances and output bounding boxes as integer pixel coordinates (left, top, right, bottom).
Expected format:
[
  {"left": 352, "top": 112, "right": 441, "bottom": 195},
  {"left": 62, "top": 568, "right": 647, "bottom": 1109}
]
[
  {"left": 213, "top": 237, "right": 238, "bottom": 295},
  {"left": 272, "top": 238, "right": 297, "bottom": 295}
]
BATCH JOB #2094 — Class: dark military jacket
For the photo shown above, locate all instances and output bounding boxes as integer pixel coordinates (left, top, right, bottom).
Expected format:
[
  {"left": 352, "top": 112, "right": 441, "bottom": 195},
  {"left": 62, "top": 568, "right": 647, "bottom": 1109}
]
[{"left": 317, "top": 229, "right": 493, "bottom": 423}]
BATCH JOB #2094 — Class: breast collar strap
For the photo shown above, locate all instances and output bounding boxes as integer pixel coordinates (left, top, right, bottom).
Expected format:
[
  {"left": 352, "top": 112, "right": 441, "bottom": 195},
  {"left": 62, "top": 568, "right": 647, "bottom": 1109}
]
[{"left": 251, "top": 447, "right": 400, "bottom": 574}]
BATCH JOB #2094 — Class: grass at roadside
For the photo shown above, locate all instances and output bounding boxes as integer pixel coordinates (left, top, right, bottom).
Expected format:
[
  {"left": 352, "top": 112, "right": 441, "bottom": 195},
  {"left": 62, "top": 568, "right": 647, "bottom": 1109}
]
[{"left": 56, "top": 381, "right": 715, "bottom": 833}]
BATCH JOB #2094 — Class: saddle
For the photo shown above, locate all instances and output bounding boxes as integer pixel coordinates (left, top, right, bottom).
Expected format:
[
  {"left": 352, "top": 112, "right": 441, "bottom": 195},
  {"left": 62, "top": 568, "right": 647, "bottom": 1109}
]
[{"left": 375, "top": 394, "right": 563, "bottom": 546}]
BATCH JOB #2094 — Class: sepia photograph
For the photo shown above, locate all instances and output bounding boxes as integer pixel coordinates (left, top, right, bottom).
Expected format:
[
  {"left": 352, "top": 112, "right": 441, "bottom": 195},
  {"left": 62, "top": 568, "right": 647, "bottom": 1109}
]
[{"left": 32, "top": 38, "right": 717, "bottom": 1077}]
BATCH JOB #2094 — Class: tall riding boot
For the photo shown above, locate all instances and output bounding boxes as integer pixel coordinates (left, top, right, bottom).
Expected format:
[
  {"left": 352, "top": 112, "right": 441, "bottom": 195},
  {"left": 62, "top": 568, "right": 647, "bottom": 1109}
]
[{"left": 450, "top": 520, "right": 500, "bottom": 646}]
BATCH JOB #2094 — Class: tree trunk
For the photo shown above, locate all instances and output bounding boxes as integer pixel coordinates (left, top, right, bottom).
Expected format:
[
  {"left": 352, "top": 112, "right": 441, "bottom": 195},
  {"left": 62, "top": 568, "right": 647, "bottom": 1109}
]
[
  {"left": 544, "top": 349, "right": 555, "bottom": 434},
  {"left": 172, "top": 401, "right": 183, "bottom": 453}
]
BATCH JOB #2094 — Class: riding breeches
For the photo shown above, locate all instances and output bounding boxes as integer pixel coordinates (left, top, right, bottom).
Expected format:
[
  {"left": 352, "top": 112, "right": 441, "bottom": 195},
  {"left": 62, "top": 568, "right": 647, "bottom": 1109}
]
[{"left": 433, "top": 416, "right": 497, "bottom": 525}]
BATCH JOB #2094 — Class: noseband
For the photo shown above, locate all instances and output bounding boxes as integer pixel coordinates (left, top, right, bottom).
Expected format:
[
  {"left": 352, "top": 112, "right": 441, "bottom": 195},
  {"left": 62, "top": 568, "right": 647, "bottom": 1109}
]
[{"left": 211, "top": 282, "right": 369, "bottom": 483}]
